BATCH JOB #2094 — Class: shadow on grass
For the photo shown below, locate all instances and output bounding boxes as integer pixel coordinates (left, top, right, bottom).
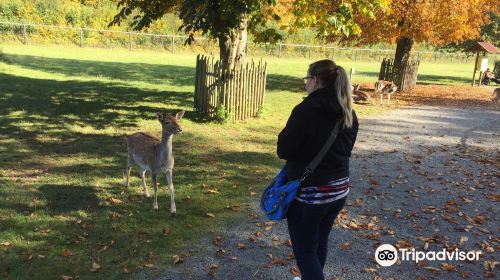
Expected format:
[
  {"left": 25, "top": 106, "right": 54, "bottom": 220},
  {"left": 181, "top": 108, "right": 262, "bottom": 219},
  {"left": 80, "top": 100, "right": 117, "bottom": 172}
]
[
  {"left": 417, "top": 74, "right": 469, "bottom": 85},
  {"left": 38, "top": 184, "right": 101, "bottom": 214},
  {"left": 5, "top": 53, "right": 197, "bottom": 87}
]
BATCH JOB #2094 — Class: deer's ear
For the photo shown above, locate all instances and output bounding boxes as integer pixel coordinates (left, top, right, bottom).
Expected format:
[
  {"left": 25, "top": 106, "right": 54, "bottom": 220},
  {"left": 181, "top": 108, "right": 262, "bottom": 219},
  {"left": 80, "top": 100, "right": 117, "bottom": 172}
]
[{"left": 175, "top": 110, "right": 185, "bottom": 121}]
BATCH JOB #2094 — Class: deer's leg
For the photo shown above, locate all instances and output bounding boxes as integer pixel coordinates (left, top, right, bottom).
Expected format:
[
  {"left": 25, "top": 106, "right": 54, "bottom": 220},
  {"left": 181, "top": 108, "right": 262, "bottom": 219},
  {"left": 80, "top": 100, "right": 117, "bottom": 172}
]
[
  {"left": 166, "top": 169, "right": 176, "bottom": 215},
  {"left": 151, "top": 173, "right": 158, "bottom": 210},
  {"left": 125, "top": 153, "right": 134, "bottom": 187},
  {"left": 140, "top": 169, "right": 150, "bottom": 198}
]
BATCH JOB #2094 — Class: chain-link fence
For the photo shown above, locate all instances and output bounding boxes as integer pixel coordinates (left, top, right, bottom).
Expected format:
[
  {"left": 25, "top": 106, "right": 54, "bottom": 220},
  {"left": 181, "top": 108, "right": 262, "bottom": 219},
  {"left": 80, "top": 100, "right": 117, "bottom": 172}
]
[{"left": 1, "top": 21, "right": 498, "bottom": 64}]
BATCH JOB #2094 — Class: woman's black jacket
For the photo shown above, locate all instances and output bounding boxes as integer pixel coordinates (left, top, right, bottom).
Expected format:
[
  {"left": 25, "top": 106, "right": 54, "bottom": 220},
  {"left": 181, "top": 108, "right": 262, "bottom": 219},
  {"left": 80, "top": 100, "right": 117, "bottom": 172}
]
[{"left": 277, "top": 86, "right": 359, "bottom": 186}]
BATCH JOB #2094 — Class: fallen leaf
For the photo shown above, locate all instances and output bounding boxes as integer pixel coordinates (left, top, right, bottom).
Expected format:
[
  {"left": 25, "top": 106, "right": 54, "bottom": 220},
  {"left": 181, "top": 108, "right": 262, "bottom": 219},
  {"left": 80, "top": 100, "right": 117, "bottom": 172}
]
[
  {"left": 1, "top": 241, "right": 11, "bottom": 247},
  {"left": 163, "top": 227, "right": 172, "bottom": 235},
  {"left": 206, "top": 189, "right": 220, "bottom": 194},
  {"left": 483, "top": 261, "right": 499, "bottom": 271},
  {"left": 206, "top": 213, "right": 216, "bottom": 218},
  {"left": 363, "top": 267, "right": 378, "bottom": 273},
  {"left": 368, "top": 178, "right": 380, "bottom": 186},
  {"left": 423, "top": 266, "right": 441, "bottom": 273},
  {"left": 110, "top": 198, "right": 123, "bottom": 205},
  {"left": 291, "top": 266, "right": 301, "bottom": 276},
  {"left": 62, "top": 248, "right": 72, "bottom": 257},
  {"left": 123, "top": 264, "right": 130, "bottom": 273},
  {"left": 237, "top": 243, "right": 247, "bottom": 249},
  {"left": 209, "top": 264, "right": 218, "bottom": 269},
  {"left": 459, "top": 236, "right": 468, "bottom": 245},
  {"left": 250, "top": 192, "right": 257, "bottom": 196},
  {"left": 90, "top": 262, "right": 100, "bottom": 272},
  {"left": 225, "top": 205, "right": 240, "bottom": 211},
  {"left": 341, "top": 241, "right": 352, "bottom": 250},
  {"left": 172, "top": 255, "right": 183, "bottom": 264},
  {"left": 396, "top": 240, "right": 413, "bottom": 249},
  {"left": 144, "top": 263, "right": 154, "bottom": 268},
  {"left": 255, "top": 231, "right": 263, "bottom": 237},
  {"left": 61, "top": 276, "right": 73, "bottom": 280},
  {"left": 441, "top": 263, "right": 455, "bottom": 272}
]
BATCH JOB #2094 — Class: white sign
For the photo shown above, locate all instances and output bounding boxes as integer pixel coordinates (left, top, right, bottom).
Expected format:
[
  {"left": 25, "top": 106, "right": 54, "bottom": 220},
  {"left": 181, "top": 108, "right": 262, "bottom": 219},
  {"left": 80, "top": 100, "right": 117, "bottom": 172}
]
[{"left": 480, "top": 58, "right": 488, "bottom": 72}]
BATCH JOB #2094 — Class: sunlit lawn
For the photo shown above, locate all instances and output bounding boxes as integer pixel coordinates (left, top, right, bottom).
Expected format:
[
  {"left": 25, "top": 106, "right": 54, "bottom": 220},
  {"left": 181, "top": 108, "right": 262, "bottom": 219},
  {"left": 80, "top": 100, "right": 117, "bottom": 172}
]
[{"left": 0, "top": 43, "right": 478, "bottom": 279}]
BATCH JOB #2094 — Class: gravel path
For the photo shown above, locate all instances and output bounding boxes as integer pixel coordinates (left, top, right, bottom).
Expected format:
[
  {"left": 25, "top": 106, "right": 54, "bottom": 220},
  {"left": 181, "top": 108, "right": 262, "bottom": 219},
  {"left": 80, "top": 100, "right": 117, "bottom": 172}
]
[{"left": 156, "top": 105, "right": 499, "bottom": 280}]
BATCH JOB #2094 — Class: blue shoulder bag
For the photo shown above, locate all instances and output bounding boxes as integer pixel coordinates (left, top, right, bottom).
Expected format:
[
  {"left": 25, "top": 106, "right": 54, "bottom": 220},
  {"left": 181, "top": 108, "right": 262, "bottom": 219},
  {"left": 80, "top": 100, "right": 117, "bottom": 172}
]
[{"left": 260, "top": 123, "right": 341, "bottom": 221}]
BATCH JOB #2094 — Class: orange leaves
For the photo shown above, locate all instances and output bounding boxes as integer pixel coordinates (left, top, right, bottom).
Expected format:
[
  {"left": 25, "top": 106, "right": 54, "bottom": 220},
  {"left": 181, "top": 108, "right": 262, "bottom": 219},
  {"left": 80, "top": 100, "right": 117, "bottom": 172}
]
[
  {"left": 340, "top": 240, "right": 353, "bottom": 250},
  {"left": 163, "top": 227, "right": 172, "bottom": 236},
  {"left": 368, "top": 178, "right": 380, "bottom": 186},
  {"left": 110, "top": 197, "right": 123, "bottom": 205},
  {"left": 205, "top": 188, "right": 220, "bottom": 194},
  {"left": 61, "top": 248, "right": 72, "bottom": 257},
  {"left": 291, "top": 266, "right": 301, "bottom": 277},
  {"left": 225, "top": 205, "right": 241, "bottom": 211}
]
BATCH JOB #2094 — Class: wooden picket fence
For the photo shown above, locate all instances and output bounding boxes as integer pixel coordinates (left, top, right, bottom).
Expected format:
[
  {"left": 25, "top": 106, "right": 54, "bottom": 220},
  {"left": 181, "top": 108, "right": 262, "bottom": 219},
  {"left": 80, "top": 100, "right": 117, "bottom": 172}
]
[
  {"left": 194, "top": 55, "right": 267, "bottom": 121},
  {"left": 379, "top": 58, "right": 420, "bottom": 91}
]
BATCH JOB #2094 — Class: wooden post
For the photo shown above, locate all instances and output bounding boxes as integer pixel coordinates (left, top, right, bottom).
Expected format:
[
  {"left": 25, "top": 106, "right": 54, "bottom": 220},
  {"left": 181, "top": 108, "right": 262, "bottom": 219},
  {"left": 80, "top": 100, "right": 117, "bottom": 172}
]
[
  {"left": 171, "top": 36, "right": 175, "bottom": 53},
  {"left": 471, "top": 51, "right": 480, "bottom": 86},
  {"left": 278, "top": 43, "right": 282, "bottom": 58},
  {"left": 79, "top": 28, "right": 84, "bottom": 48}
]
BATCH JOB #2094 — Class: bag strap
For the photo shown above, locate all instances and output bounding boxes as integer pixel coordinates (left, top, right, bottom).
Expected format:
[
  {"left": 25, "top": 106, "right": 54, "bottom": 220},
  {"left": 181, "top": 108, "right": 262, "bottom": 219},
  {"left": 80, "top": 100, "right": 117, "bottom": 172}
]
[{"left": 300, "top": 122, "right": 341, "bottom": 182}]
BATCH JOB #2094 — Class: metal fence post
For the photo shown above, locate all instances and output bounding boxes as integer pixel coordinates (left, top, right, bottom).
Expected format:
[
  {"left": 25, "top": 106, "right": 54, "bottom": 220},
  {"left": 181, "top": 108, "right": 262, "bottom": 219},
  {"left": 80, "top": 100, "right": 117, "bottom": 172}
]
[
  {"left": 129, "top": 32, "right": 132, "bottom": 51},
  {"left": 171, "top": 36, "right": 174, "bottom": 53},
  {"left": 23, "top": 24, "right": 27, "bottom": 44},
  {"left": 79, "top": 28, "right": 84, "bottom": 48}
]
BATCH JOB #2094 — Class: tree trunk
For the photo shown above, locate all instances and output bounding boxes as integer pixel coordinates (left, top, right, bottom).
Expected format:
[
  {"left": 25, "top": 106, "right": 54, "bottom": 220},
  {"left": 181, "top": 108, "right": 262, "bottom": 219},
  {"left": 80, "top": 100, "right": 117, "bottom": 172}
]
[
  {"left": 218, "top": 15, "right": 247, "bottom": 71},
  {"left": 394, "top": 36, "right": 414, "bottom": 68}
]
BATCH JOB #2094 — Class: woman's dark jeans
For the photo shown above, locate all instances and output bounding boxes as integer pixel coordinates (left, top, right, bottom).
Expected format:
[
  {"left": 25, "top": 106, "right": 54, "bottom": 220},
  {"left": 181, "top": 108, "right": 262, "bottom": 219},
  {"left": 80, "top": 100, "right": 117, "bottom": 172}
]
[{"left": 286, "top": 197, "right": 347, "bottom": 280}]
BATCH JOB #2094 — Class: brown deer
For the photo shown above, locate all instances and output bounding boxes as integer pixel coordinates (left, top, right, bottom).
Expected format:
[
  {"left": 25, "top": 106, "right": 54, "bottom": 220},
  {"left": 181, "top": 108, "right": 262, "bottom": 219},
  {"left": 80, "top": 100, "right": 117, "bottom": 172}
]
[
  {"left": 493, "top": 88, "right": 500, "bottom": 103},
  {"left": 352, "top": 84, "right": 374, "bottom": 104},
  {"left": 125, "top": 111, "right": 185, "bottom": 215},
  {"left": 374, "top": 80, "right": 398, "bottom": 105}
]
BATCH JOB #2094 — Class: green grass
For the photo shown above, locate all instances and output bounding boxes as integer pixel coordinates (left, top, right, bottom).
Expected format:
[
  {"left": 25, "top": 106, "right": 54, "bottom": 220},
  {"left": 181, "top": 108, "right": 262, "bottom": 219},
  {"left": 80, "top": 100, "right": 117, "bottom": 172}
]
[{"left": 0, "top": 43, "right": 473, "bottom": 279}]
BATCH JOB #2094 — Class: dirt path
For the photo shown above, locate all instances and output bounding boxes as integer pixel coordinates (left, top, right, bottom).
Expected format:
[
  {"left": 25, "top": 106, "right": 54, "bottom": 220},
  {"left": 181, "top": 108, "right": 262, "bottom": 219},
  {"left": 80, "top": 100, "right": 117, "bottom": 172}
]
[{"left": 156, "top": 105, "right": 499, "bottom": 280}]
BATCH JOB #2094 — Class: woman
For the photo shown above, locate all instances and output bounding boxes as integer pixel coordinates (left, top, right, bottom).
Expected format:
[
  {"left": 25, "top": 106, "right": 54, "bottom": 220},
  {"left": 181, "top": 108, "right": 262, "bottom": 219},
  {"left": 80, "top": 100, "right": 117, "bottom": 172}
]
[{"left": 277, "top": 59, "right": 359, "bottom": 280}]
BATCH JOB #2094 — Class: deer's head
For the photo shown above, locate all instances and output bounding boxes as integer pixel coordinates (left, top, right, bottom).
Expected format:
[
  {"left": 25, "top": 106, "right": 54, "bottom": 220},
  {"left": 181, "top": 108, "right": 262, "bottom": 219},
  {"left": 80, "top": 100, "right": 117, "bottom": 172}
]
[{"left": 157, "top": 111, "right": 185, "bottom": 135}]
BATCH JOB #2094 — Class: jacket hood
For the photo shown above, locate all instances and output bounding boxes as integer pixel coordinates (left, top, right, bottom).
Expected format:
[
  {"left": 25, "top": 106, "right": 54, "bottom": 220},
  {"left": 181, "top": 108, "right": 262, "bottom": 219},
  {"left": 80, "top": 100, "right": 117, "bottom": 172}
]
[{"left": 304, "top": 85, "right": 343, "bottom": 120}]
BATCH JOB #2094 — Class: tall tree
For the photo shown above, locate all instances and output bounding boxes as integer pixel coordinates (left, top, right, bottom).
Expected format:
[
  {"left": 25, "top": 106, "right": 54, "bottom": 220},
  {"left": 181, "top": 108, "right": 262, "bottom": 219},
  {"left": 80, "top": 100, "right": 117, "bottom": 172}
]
[
  {"left": 351, "top": 0, "right": 500, "bottom": 67},
  {"left": 109, "top": 0, "right": 278, "bottom": 70}
]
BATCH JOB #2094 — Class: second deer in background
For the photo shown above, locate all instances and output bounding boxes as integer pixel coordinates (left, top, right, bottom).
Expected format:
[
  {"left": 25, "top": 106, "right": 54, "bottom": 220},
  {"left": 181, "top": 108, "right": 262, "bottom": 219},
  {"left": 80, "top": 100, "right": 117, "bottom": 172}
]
[{"left": 374, "top": 80, "right": 398, "bottom": 105}]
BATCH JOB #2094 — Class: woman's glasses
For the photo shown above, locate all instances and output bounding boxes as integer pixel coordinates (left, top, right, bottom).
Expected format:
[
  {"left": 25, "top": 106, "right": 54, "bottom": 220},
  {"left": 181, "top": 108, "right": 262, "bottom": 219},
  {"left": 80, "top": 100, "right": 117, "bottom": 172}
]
[{"left": 303, "top": 76, "right": 313, "bottom": 84}]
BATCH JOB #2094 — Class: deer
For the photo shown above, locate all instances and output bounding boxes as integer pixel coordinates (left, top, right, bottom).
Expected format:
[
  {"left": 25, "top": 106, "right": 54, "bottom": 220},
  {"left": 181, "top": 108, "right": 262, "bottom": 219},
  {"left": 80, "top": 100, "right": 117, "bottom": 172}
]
[
  {"left": 352, "top": 84, "right": 374, "bottom": 104},
  {"left": 374, "top": 80, "right": 398, "bottom": 105},
  {"left": 493, "top": 88, "right": 500, "bottom": 103},
  {"left": 125, "top": 111, "right": 185, "bottom": 215}
]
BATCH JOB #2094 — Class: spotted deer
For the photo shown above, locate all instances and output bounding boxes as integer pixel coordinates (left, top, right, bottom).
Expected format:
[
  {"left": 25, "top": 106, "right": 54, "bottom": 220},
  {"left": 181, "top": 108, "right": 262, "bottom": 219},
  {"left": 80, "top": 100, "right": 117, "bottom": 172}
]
[
  {"left": 352, "top": 84, "right": 374, "bottom": 104},
  {"left": 125, "top": 111, "right": 185, "bottom": 215},
  {"left": 374, "top": 80, "right": 398, "bottom": 105}
]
